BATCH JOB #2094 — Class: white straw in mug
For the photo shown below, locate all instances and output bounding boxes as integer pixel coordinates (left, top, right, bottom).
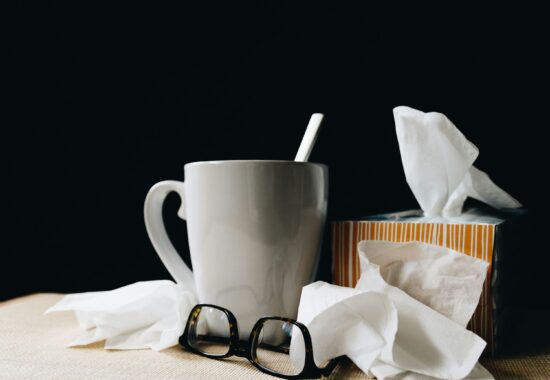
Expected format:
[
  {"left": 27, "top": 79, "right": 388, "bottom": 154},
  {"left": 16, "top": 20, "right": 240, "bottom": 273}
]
[{"left": 295, "top": 113, "right": 324, "bottom": 162}]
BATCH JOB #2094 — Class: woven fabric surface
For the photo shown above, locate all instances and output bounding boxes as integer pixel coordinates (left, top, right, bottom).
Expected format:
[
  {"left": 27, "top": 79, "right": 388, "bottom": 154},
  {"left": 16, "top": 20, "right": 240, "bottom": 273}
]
[
  {"left": 0, "top": 294, "right": 370, "bottom": 380},
  {"left": 1, "top": 294, "right": 548, "bottom": 379},
  {"left": 481, "top": 353, "right": 550, "bottom": 380}
]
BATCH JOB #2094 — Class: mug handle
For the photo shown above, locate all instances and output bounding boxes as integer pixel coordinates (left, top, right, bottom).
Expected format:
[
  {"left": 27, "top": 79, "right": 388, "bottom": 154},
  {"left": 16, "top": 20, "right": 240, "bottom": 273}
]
[{"left": 144, "top": 180, "right": 196, "bottom": 293}]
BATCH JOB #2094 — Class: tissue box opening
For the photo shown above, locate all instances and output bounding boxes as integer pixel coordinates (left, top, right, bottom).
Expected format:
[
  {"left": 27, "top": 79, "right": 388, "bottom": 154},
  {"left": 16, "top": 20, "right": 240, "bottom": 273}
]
[{"left": 331, "top": 207, "right": 527, "bottom": 357}]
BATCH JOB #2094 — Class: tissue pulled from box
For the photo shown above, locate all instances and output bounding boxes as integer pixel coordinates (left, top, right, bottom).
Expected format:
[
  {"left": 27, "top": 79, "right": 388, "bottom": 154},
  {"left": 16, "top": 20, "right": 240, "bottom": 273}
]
[
  {"left": 393, "top": 106, "right": 521, "bottom": 217},
  {"left": 45, "top": 280, "right": 196, "bottom": 351},
  {"left": 291, "top": 247, "right": 490, "bottom": 379},
  {"left": 358, "top": 240, "right": 489, "bottom": 327}
]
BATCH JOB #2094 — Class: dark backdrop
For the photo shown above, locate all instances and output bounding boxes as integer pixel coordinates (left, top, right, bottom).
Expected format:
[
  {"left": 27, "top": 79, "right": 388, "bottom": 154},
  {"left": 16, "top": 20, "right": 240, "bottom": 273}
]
[{"left": 4, "top": 2, "right": 549, "bottom": 309}]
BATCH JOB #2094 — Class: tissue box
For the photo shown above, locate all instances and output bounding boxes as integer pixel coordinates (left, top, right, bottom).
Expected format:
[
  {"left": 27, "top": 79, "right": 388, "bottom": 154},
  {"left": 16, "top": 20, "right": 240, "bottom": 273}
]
[{"left": 331, "top": 207, "right": 527, "bottom": 356}]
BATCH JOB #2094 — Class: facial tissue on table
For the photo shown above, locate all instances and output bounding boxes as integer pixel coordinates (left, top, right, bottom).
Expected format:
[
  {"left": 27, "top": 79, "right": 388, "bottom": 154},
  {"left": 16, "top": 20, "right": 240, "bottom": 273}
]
[
  {"left": 393, "top": 106, "right": 521, "bottom": 217},
  {"left": 290, "top": 246, "right": 494, "bottom": 380},
  {"left": 358, "top": 240, "right": 488, "bottom": 327},
  {"left": 46, "top": 280, "right": 196, "bottom": 351}
]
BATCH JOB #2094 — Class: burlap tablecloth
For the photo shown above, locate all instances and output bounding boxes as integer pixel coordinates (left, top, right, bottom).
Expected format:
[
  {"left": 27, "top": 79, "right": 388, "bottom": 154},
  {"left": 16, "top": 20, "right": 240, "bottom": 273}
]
[{"left": 0, "top": 294, "right": 548, "bottom": 379}]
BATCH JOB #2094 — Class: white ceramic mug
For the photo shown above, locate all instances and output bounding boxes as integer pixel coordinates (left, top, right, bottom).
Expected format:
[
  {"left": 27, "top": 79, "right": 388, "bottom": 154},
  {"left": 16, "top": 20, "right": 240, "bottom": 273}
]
[{"left": 144, "top": 160, "right": 328, "bottom": 338}]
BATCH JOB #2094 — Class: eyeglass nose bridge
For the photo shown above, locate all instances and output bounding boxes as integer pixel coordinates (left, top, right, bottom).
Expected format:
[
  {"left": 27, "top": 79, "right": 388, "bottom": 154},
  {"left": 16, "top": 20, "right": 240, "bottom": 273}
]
[{"left": 231, "top": 340, "right": 251, "bottom": 359}]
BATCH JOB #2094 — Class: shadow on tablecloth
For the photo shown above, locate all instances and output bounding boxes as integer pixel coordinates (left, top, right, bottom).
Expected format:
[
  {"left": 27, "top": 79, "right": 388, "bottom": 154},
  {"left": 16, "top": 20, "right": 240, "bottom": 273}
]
[{"left": 481, "top": 309, "right": 550, "bottom": 379}]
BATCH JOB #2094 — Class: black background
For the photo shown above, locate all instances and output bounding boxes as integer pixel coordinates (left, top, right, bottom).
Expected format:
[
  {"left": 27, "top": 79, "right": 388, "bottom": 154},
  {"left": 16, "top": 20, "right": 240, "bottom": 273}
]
[{"left": 4, "top": 2, "right": 550, "bottom": 312}]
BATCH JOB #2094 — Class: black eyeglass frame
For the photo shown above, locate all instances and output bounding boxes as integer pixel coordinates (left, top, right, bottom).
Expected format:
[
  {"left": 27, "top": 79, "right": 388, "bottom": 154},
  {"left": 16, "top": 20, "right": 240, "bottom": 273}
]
[{"left": 179, "top": 304, "right": 339, "bottom": 379}]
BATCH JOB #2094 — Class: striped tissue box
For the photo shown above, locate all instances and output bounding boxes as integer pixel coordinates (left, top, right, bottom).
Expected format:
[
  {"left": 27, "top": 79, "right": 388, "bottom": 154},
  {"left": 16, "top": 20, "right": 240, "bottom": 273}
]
[{"left": 331, "top": 208, "right": 527, "bottom": 356}]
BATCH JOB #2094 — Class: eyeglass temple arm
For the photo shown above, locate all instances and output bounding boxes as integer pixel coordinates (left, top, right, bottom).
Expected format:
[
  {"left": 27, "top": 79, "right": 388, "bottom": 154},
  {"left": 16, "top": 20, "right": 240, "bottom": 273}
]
[{"left": 319, "top": 356, "right": 343, "bottom": 376}]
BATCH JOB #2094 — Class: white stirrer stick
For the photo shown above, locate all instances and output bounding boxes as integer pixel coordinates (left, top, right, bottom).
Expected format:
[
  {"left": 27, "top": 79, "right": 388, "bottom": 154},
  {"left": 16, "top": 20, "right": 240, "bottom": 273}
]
[{"left": 295, "top": 113, "right": 324, "bottom": 162}]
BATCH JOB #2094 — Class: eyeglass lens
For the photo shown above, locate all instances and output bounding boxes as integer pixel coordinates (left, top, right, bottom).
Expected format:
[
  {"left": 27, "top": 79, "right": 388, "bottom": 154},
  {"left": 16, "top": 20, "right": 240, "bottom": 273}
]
[
  {"left": 253, "top": 319, "right": 305, "bottom": 376},
  {"left": 187, "top": 306, "right": 231, "bottom": 356}
]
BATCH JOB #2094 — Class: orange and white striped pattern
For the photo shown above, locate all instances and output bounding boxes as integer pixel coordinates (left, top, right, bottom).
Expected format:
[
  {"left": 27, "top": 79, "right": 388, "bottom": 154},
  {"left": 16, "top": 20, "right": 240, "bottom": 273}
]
[{"left": 332, "top": 221, "right": 496, "bottom": 354}]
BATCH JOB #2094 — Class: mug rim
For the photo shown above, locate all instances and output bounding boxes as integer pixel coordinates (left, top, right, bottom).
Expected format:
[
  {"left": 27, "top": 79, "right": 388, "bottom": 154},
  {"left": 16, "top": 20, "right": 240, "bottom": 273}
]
[{"left": 184, "top": 160, "right": 327, "bottom": 169}]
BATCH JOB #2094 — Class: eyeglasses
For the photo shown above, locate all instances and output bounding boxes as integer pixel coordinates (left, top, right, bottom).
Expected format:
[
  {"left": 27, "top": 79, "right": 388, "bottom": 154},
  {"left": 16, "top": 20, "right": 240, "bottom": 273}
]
[{"left": 179, "top": 304, "right": 339, "bottom": 379}]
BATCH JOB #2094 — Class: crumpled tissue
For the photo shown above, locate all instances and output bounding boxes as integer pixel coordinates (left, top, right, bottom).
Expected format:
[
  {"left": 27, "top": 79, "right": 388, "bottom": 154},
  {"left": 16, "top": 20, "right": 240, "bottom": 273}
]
[
  {"left": 291, "top": 245, "right": 493, "bottom": 379},
  {"left": 45, "top": 280, "right": 196, "bottom": 351},
  {"left": 393, "top": 106, "right": 521, "bottom": 217},
  {"left": 358, "top": 240, "right": 489, "bottom": 327}
]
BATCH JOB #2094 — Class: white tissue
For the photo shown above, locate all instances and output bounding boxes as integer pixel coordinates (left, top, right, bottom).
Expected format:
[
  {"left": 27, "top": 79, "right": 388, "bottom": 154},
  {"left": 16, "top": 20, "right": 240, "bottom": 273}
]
[
  {"left": 45, "top": 280, "right": 196, "bottom": 351},
  {"left": 393, "top": 106, "right": 521, "bottom": 217},
  {"left": 358, "top": 240, "right": 488, "bottom": 327},
  {"left": 293, "top": 250, "right": 491, "bottom": 379},
  {"left": 291, "top": 282, "right": 398, "bottom": 371}
]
